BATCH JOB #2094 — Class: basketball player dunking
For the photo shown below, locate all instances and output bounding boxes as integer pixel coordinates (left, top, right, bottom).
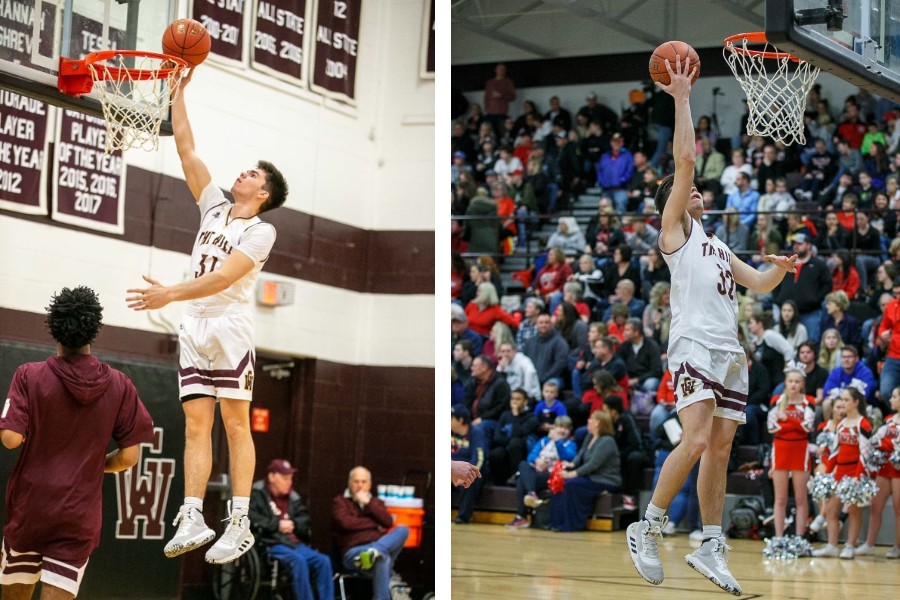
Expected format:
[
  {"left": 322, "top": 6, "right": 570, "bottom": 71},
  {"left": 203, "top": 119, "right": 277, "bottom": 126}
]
[
  {"left": 126, "top": 67, "right": 288, "bottom": 564},
  {"left": 625, "top": 56, "right": 797, "bottom": 595}
]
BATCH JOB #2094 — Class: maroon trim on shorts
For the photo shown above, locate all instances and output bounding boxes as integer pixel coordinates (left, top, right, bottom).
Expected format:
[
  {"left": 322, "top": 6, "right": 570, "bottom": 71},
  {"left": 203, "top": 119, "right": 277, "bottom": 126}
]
[
  {"left": 675, "top": 363, "right": 747, "bottom": 414},
  {"left": 179, "top": 351, "right": 252, "bottom": 378},
  {"left": 4, "top": 564, "right": 41, "bottom": 575},
  {"left": 42, "top": 560, "right": 79, "bottom": 581},
  {"left": 180, "top": 376, "right": 240, "bottom": 389}
]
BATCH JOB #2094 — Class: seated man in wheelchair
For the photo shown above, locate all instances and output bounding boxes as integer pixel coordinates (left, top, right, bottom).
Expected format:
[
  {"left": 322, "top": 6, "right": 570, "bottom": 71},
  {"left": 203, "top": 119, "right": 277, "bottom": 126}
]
[
  {"left": 332, "top": 466, "right": 409, "bottom": 600},
  {"left": 249, "top": 459, "right": 334, "bottom": 600}
]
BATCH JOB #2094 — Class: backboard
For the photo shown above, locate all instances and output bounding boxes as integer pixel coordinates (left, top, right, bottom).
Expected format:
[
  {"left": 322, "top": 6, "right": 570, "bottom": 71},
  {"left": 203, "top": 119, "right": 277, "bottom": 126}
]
[
  {"left": 0, "top": 0, "right": 176, "bottom": 120},
  {"left": 766, "top": 0, "right": 900, "bottom": 102}
]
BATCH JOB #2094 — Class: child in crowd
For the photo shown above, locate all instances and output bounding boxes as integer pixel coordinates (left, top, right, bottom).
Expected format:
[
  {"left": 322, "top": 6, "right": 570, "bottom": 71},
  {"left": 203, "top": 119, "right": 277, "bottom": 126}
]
[
  {"left": 767, "top": 364, "right": 815, "bottom": 546},
  {"left": 535, "top": 381, "right": 567, "bottom": 433}
]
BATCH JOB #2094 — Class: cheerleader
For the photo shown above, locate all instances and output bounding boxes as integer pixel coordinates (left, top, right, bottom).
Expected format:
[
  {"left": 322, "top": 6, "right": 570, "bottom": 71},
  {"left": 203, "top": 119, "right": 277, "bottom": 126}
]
[
  {"left": 767, "top": 364, "right": 815, "bottom": 539},
  {"left": 855, "top": 386, "right": 900, "bottom": 558},
  {"left": 809, "top": 396, "right": 846, "bottom": 534},
  {"left": 812, "top": 387, "right": 873, "bottom": 559}
]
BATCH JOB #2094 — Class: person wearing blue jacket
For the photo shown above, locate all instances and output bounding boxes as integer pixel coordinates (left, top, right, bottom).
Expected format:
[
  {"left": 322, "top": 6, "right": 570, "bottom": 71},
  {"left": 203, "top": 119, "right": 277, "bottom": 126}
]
[
  {"left": 452, "top": 405, "right": 488, "bottom": 524},
  {"left": 822, "top": 345, "right": 877, "bottom": 407}
]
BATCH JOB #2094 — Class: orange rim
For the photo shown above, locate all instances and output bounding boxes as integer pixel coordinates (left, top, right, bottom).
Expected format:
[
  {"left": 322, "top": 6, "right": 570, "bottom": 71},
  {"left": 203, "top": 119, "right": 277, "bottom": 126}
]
[
  {"left": 724, "top": 32, "right": 802, "bottom": 62},
  {"left": 83, "top": 50, "right": 188, "bottom": 81}
]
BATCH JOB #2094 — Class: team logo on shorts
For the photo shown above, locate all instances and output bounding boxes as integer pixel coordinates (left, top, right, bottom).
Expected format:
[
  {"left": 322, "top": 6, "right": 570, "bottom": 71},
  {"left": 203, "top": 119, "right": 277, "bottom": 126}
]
[
  {"left": 680, "top": 377, "right": 699, "bottom": 397},
  {"left": 244, "top": 371, "right": 254, "bottom": 391}
]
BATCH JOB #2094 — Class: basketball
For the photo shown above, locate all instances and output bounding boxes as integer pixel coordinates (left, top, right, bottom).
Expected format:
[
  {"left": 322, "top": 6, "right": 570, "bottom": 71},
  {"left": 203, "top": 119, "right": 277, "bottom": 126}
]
[
  {"left": 161, "top": 19, "right": 211, "bottom": 67},
  {"left": 649, "top": 41, "right": 700, "bottom": 86}
]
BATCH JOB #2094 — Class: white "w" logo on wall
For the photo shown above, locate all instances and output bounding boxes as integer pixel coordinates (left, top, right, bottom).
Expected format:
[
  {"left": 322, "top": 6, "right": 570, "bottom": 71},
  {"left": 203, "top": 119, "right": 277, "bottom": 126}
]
[{"left": 114, "top": 427, "right": 176, "bottom": 539}]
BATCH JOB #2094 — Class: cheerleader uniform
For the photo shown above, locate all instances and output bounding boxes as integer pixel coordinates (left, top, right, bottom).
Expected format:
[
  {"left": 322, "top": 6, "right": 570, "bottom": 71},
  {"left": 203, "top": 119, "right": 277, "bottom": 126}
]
[
  {"left": 871, "top": 414, "right": 900, "bottom": 479},
  {"left": 822, "top": 417, "right": 873, "bottom": 480},
  {"left": 768, "top": 394, "right": 816, "bottom": 472}
]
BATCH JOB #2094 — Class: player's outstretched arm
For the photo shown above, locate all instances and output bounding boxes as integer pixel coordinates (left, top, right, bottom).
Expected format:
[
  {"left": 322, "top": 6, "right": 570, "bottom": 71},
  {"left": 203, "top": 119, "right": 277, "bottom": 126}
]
[
  {"left": 105, "top": 444, "right": 140, "bottom": 473},
  {"left": 171, "top": 69, "right": 212, "bottom": 202},
  {"left": 731, "top": 252, "right": 798, "bottom": 293},
  {"left": 656, "top": 56, "right": 698, "bottom": 251},
  {"left": 126, "top": 251, "right": 255, "bottom": 311}
]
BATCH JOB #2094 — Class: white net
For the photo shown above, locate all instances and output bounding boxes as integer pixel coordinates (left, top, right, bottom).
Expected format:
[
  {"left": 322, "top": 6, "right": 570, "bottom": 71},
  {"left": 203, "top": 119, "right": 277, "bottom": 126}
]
[
  {"left": 724, "top": 37, "right": 820, "bottom": 146},
  {"left": 88, "top": 53, "right": 186, "bottom": 154}
]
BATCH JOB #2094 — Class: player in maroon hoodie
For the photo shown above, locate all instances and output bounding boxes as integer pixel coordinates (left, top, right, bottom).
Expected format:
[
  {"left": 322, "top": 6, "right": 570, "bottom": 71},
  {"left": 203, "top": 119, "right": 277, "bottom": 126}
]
[{"left": 0, "top": 286, "right": 155, "bottom": 599}]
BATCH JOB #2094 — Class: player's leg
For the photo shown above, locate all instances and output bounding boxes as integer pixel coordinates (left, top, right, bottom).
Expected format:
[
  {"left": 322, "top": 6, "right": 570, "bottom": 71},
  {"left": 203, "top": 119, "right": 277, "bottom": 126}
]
[
  {"left": 813, "top": 495, "right": 842, "bottom": 556},
  {"left": 772, "top": 470, "right": 790, "bottom": 537},
  {"left": 205, "top": 397, "right": 255, "bottom": 564},
  {"left": 37, "top": 585, "right": 74, "bottom": 600},
  {"left": 791, "top": 470, "right": 811, "bottom": 537},
  {"left": 165, "top": 396, "right": 217, "bottom": 557},
  {"left": 860, "top": 477, "right": 889, "bottom": 551},
  {"left": 2, "top": 584, "right": 36, "bottom": 600},
  {"left": 842, "top": 504, "right": 862, "bottom": 558}
]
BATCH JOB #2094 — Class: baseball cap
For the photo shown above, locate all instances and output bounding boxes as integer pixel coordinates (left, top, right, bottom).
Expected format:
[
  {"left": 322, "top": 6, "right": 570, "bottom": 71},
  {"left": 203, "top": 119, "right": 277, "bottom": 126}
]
[
  {"left": 451, "top": 404, "right": 471, "bottom": 421},
  {"left": 452, "top": 150, "right": 466, "bottom": 159},
  {"left": 792, "top": 232, "right": 810, "bottom": 244},
  {"left": 451, "top": 303, "right": 466, "bottom": 322},
  {"left": 267, "top": 459, "right": 298, "bottom": 475},
  {"left": 611, "top": 132, "right": 624, "bottom": 141}
]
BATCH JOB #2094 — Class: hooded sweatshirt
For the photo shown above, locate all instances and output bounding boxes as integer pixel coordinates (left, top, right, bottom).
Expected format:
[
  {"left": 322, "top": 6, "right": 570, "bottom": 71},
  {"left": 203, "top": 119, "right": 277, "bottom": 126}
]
[{"left": 0, "top": 354, "right": 154, "bottom": 561}]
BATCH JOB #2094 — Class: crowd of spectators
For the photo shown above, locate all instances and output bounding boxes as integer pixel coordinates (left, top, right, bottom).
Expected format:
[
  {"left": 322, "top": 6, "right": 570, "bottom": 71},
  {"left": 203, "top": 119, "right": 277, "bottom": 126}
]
[{"left": 451, "top": 64, "right": 900, "bottom": 536}]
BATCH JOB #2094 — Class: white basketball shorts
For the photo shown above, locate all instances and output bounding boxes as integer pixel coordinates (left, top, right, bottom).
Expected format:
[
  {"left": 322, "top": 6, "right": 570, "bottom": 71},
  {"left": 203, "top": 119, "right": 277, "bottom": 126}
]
[
  {"left": 179, "top": 312, "right": 256, "bottom": 401},
  {"left": 668, "top": 338, "right": 748, "bottom": 424}
]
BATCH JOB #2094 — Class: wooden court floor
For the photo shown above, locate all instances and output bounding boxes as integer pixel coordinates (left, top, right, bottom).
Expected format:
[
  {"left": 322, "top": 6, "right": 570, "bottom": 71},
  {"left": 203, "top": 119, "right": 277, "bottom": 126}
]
[{"left": 451, "top": 523, "right": 900, "bottom": 599}]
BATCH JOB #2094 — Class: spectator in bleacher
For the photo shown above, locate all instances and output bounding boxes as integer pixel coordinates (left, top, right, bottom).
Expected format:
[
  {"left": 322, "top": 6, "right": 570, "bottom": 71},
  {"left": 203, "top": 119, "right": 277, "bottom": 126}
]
[
  {"left": 579, "top": 92, "right": 619, "bottom": 134},
  {"left": 715, "top": 207, "right": 750, "bottom": 254},
  {"left": 545, "top": 96, "right": 572, "bottom": 131},
  {"left": 853, "top": 210, "right": 884, "bottom": 293},
  {"left": 483, "top": 63, "right": 515, "bottom": 136},
  {"left": 463, "top": 355, "right": 511, "bottom": 437},
  {"left": 607, "top": 303, "right": 631, "bottom": 342},
  {"left": 649, "top": 369, "right": 676, "bottom": 440},
  {"left": 694, "top": 115, "right": 717, "bottom": 152},
  {"left": 475, "top": 121, "right": 495, "bottom": 148},
  {"left": 555, "top": 282, "right": 591, "bottom": 323},
  {"left": 747, "top": 312, "right": 795, "bottom": 391},
  {"left": 516, "top": 297, "right": 543, "bottom": 350},
  {"left": 512, "top": 100, "right": 539, "bottom": 140},
  {"left": 534, "top": 248, "right": 573, "bottom": 313},
  {"left": 464, "top": 187, "right": 499, "bottom": 254},
  {"left": 452, "top": 122, "right": 476, "bottom": 163},
  {"left": 836, "top": 101, "right": 867, "bottom": 150},
  {"left": 513, "top": 130, "right": 534, "bottom": 167},
  {"left": 823, "top": 345, "right": 877, "bottom": 407},
  {"left": 798, "top": 341, "right": 828, "bottom": 404},
  {"left": 603, "top": 246, "right": 642, "bottom": 303},
  {"left": 742, "top": 344, "right": 772, "bottom": 445},
  {"left": 769, "top": 177, "right": 797, "bottom": 221},
  {"left": 720, "top": 148, "right": 754, "bottom": 197},
  {"left": 867, "top": 140, "right": 892, "bottom": 183},
  {"left": 496, "top": 342, "right": 541, "bottom": 404},
  {"left": 494, "top": 145, "right": 523, "bottom": 181},
  {"left": 457, "top": 263, "right": 479, "bottom": 307},
  {"left": 748, "top": 213, "right": 783, "bottom": 265},
  {"left": 524, "top": 154, "right": 551, "bottom": 214},
  {"left": 548, "top": 130, "right": 583, "bottom": 212},
  {"left": 646, "top": 88, "right": 675, "bottom": 170},
  {"left": 831, "top": 249, "right": 861, "bottom": 300},
  {"left": 777, "top": 300, "right": 809, "bottom": 352},
  {"left": 555, "top": 301, "right": 588, "bottom": 353},
  {"left": 574, "top": 254, "right": 606, "bottom": 308},
  {"left": 642, "top": 282, "right": 672, "bottom": 352},
  {"left": 584, "top": 206, "right": 624, "bottom": 257},
  {"left": 617, "top": 317, "right": 663, "bottom": 395},
  {"left": 603, "top": 278, "right": 646, "bottom": 322},
  {"left": 451, "top": 150, "right": 472, "bottom": 186},
  {"left": 578, "top": 336, "right": 628, "bottom": 402},
  {"left": 548, "top": 409, "right": 622, "bottom": 532},
  {"left": 483, "top": 322, "right": 516, "bottom": 363},
  {"left": 624, "top": 215, "right": 659, "bottom": 255},
  {"left": 773, "top": 232, "right": 831, "bottom": 342},
  {"left": 604, "top": 395, "right": 645, "bottom": 511},
  {"left": 797, "top": 137, "right": 837, "bottom": 202},
  {"left": 575, "top": 371, "right": 627, "bottom": 426},
  {"left": 857, "top": 170, "right": 880, "bottom": 208},
  {"left": 818, "top": 327, "right": 845, "bottom": 372},
  {"left": 582, "top": 119, "right": 611, "bottom": 181},
  {"left": 816, "top": 211, "right": 850, "bottom": 252},
  {"left": 569, "top": 322, "right": 607, "bottom": 402},
  {"left": 507, "top": 416, "right": 577, "bottom": 529},
  {"left": 694, "top": 137, "right": 725, "bottom": 194},
  {"left": 453, "top": 339, "right": 475, "bottom": 389},
  {"left": 876, "top": 275, "right": 900, "bottom": 405},
  {"left": 523, "top": 313, "right": 570, "bottom": 389},
  {"left": 640, "top": 247, "right": 671, "bottom": 302},
  {"left": 869, "top": 191, "right": 894, "bottom": 238},
  {"left": 477, "top": 256, "right": 505, "bottom": 297},
  {"left": 534, "top": 381, "right": 567, "bottom": 434},
  {"left": 726, "top": 172, "right": 759, "bottom": 228},
  {"left": 453, "top": 171, "right": 477, "bottom": 215},
  {"left": 754, "top": 145, "right": 785, "bottom": 190},
  {"left": 596, "top": 133, "right": 634, "bottom": 213},
  {"left": 489, "top": 389, "right": 540, "bottom": 485},
  {"left": 546, "top": 216, "right": 586, "bottom": 258},
  {"left": 821, "top": 171, "right": 859, "bottom": 211},
  {"left": 465, "top": 282, "right": 516, "bottom": 339},
  {"left": 887, "top": 175, "right": 900, "bottom": 208},
  {"left": 830, "top": 137, "right": 865, "bottom": 186},
  {"left": 452, "top": 304, "right": 483, "bottom": 357},
  {"left": 474, "top": 137, "right": 498, "bottom": 182},
  {"left": 451, "top": 405, "right": 488, "bottom": 524}
]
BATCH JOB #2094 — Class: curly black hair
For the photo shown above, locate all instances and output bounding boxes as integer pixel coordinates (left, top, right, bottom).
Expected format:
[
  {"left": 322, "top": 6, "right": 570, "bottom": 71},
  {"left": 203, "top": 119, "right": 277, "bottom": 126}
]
[
  {"left": 256, "top": 160, "right": 289, "bottom": 213},
  {"left": 45, "top": 286, "right": 104, "bottom": 349}
]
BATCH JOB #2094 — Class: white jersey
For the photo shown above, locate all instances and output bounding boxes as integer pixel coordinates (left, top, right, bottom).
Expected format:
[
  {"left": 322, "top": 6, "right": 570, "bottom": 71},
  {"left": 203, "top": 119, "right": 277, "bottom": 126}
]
[
  {"left": 187, "top": 183, "right": 276, "bottom": 314},
  {"left": 662, "top": 219, "right": 741, "bottom": 353}
]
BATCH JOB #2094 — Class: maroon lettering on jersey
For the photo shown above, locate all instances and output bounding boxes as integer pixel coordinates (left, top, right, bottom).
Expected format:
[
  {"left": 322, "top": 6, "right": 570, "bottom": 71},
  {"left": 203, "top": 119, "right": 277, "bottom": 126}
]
[{"left": 114, "top": 428, "right": 175, "bottom": 539}]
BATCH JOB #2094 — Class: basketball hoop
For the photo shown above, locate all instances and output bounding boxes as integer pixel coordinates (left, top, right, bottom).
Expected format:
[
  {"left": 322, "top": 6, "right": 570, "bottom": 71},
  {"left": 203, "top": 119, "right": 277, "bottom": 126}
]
[
  {"left": 58, "top": 50, "right": 188, "bottom": 154},
  {"left": 723, "top": 32, "right": 821, "bottom": 146}
]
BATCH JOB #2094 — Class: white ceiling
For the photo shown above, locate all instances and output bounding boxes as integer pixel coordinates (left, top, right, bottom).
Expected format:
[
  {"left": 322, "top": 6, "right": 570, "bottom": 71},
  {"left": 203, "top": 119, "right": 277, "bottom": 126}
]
[{"left": 451, "top": 0, "right": 767, "bottom": 64}]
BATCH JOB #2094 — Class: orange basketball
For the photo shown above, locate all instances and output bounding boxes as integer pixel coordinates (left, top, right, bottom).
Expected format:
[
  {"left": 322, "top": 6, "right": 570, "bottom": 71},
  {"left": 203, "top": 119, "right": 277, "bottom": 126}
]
[
  {"left": 649, "top": 41, "right": 700, "bottom": 86},
  {"left": 161, "top": 19, "right": 211, "bottom": 67}
]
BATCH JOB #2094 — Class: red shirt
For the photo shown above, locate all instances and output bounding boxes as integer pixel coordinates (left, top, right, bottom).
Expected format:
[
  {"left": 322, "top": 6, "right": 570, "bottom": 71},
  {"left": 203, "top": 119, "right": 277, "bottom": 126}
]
[
  {"left": 535, "top": 262, "right": 573, "bottom": 296},
  {"left": 464, "top": 302, "right": 518, "bottom": 337},
  {"left": 832, "top": 266, "right": 860, "bottom": 300},
  {"left": 878, "top": 298, "right": 900, "bottom": 359}
]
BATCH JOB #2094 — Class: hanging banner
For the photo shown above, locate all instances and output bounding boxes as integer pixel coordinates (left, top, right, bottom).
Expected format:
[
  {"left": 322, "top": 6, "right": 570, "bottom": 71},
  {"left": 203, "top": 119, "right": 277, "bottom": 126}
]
[
  {"left": 192, "top": 0, "right": 246, "bottom": 67},
  {"left": 0, "top": 91, "right": 50, "bottom": 216},
  {"left": 52, "top": 111, "right": 125, "bottom": 235},
  {"left": 251, "top": 0, "right": 310, "bottom": 87},
  {"left": 420, "top": 0, "right": 434, "bottom": 79},
  {"left": 310, "top": 0, "right": 361, "bottom": 104}
]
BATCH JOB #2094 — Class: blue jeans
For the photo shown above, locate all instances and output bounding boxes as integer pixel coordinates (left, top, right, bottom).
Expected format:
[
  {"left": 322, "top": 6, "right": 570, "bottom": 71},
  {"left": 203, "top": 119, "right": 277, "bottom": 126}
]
[
  {"left": 800, "top": 309, "right": 822, "bottom": 344},
  {"left": 648, "top": 404, "right": 673, "bottom": 444},
  {"left": 270, "top": 543, "right": 334, "bottom": 600},
  {"left": 608, "top": 188, "right": 628, "bottom": 213},
  {"left": 342, "top": 526, "right": 409, "bottom": 600},
  {"left": 856, "top": 254, "right": 882, "bottom": 295},
  {"left": 649, "top": 123, "right": 673, "bottom": 168},
  {"left": 880, "top": 356, "right": 900, "bottom": 404}
]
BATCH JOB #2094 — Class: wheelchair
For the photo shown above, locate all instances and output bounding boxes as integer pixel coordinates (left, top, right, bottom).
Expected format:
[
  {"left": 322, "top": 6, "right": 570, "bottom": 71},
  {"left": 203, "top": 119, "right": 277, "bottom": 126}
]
[{"left": 212, "top": 543, "right": 294, "bottom": 600}]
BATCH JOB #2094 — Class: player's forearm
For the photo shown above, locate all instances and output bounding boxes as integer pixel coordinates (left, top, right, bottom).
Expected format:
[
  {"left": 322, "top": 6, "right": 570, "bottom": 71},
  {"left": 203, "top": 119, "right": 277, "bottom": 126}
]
[
  {"left": 751, "top": 265, "right": 790, "bottom": 294},
  {"left": 171, "top": 94, "right": 197, "bottom": 160},
  {"left": 104, "top": 447, "right": 139, "bottom": 473},
  {"left": 166, "top": 271, "right": 233, "bottom": 302},
  {"left": 672, "top": 97, "right": 696, "bottom": 169}
]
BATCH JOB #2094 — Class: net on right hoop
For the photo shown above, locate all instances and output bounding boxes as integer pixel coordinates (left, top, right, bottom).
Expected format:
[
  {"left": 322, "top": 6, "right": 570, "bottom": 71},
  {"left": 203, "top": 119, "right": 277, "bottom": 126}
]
[{"left": 723, "top": 32, "right": 821, "bottom": 146}]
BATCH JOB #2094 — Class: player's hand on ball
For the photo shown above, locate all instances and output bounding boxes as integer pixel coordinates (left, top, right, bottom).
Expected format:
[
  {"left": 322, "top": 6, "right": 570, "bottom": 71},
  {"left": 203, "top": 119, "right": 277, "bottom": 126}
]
[
  {"left": 126, "top": 275, "right": 171, "bottom": 311},
  {"left": 763, "top": 253, "right": 798, "bottom": 273}
]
